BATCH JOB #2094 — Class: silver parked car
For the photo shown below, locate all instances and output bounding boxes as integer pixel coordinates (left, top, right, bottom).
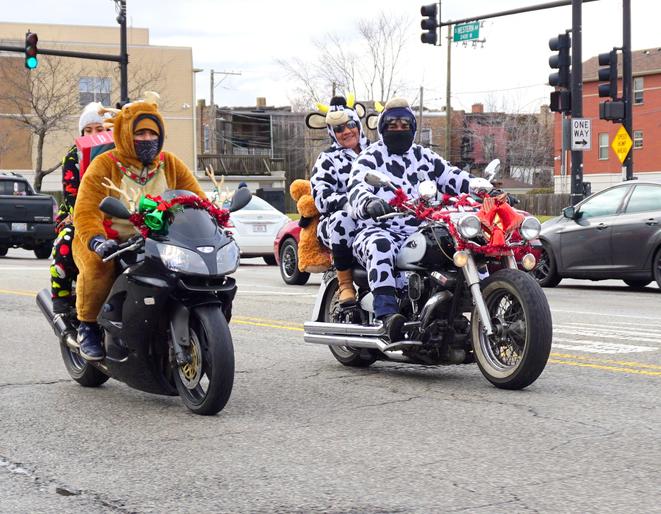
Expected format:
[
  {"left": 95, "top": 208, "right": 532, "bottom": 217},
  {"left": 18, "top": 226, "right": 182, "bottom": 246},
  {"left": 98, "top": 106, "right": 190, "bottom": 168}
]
[{"left": 532, "top": 181, "right": 661, "bottom": 289}]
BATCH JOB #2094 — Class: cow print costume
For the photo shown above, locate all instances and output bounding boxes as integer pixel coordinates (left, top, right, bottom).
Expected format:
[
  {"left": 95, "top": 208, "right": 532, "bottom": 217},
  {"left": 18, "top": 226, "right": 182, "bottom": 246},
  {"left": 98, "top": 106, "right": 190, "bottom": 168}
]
[
  {"left": 310, "top": 97, "right": 369, "bottom": 270},
  {"left": 348, "top": 99, "right": 472, "bottom": 314}
]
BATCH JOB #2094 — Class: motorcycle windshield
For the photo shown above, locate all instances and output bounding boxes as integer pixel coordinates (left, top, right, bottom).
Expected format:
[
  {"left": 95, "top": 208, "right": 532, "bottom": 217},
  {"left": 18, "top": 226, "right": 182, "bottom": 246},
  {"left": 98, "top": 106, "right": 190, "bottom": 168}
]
[{"left": 166, "top": 207, "right": 220, "bottom": 246}]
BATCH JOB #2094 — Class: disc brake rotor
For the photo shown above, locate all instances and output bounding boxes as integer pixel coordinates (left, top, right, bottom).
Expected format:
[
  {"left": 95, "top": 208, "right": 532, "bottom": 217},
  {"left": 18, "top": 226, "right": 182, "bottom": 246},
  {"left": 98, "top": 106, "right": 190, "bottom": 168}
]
[{"left": 178, "top": 333, "right": 203, "bottom": 389}]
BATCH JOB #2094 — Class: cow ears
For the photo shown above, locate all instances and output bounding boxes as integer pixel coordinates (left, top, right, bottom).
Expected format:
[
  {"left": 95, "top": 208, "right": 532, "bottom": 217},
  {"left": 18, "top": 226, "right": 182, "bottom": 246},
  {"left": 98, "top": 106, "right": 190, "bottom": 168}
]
[{"left": 305, "top": 112, "right": 327, "bottom": 130}]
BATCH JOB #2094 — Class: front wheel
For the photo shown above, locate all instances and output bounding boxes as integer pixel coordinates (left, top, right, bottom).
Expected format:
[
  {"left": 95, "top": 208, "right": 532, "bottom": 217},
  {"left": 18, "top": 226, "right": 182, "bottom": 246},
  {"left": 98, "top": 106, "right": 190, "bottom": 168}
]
[
  {"left": 279, "top": 238, "right": 310, "bottom": 285},
  {"left": 263, "top": 255, "right": 277, "bottom": 266},
  {"left": 472, "top": 269, "right": 552, "bottom": 390},
  {"left": 623, "top": 279, "right": 651, "bottom": 289},
  {"left": 531, "top": 243, "right": 561, "bottom": 288},
  {"left": 173, "top": 305, "right": 235, "bottom": 415},
  {"left": 653, "top": 247, "right": 661, "bottom": 290},
  {"left": 323, "top": 278, "right": 378, "bottom": 367}
]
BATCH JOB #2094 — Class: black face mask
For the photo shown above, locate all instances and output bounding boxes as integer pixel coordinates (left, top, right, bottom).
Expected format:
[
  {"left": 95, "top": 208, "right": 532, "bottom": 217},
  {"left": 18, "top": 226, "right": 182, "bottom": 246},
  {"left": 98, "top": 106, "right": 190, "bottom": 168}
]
[
  {"left": 383, "top": 130, "right": 414, "bottom": 155},
  {"left": 134, "top": 140, "right": 160, "bottom": 166}
]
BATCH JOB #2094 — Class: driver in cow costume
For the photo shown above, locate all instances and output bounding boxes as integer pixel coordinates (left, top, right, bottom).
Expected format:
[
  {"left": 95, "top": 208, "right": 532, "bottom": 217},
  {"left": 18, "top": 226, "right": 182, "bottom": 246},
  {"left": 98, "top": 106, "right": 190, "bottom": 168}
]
[
  {"left": 308, "top": 95, "right": 370, "bottom": 305},
  {"left": 348, "top": 98, "right": 474, "bottom": 341}
]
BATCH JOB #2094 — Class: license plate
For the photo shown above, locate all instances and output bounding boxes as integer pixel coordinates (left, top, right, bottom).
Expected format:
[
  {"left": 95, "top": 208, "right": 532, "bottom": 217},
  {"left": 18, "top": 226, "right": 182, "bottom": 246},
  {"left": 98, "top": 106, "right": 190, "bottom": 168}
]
[
  {"left": 253, "top": 224, "right": 267, "bottom": 233},
  {"left": 11, "top": 222, "right": 27, "bottom": 232}
]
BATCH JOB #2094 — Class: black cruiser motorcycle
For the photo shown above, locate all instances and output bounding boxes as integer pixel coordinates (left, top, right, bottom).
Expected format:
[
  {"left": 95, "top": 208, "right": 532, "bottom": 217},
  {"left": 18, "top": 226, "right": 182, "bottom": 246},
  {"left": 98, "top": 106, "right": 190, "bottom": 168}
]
[
  {"left": 304, "top": 174, "right": 552, "bottom": 390},
  {"left": 36, "top": 188, "right": 251, "bottom": 415}
]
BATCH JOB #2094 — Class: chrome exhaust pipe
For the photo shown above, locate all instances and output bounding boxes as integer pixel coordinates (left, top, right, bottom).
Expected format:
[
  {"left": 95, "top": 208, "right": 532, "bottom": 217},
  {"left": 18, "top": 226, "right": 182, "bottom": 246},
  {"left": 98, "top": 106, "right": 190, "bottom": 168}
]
[
  {"left": 304, "top": 333, "right": 388, "bottom": 351},
  {"left": 36, "top": 288, "right": 78, "bottom": 348},
  {"left": 304, "top": 321, "right": 385, "bottom": 337}
]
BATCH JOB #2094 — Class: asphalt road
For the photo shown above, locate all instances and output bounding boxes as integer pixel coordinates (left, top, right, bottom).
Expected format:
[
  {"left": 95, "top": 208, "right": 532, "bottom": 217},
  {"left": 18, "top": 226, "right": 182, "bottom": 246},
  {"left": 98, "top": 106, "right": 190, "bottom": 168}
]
[{"left": 0, "top": 248, "right": 659, "bottom": 513}]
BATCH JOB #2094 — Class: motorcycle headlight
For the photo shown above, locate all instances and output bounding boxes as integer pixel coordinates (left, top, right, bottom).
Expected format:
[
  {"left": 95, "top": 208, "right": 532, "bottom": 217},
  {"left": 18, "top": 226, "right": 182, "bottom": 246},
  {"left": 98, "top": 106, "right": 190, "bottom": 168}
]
[
  {"left": 457, "top": 214, "right": 482, "bottom": 239},
  {"left": 156, "top": 243, "right": 209, "bottom": 274},
  {"left": 216, "top": 241, "right": 240, "bottom": 275},
  {"left": 520, "top": 216, "right": 542, "bottom": 240}
]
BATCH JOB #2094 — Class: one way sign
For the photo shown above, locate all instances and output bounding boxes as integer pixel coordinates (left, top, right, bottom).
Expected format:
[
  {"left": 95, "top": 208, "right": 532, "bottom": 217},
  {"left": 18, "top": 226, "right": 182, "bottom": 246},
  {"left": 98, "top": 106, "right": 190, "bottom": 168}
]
[{"left": 571, "top": 118, "right": 591, "bottom": 151}]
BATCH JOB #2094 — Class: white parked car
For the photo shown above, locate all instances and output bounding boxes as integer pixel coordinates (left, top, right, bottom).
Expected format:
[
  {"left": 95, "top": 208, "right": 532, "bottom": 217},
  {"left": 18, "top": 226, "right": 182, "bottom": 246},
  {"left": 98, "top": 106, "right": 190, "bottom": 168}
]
[{"left": 208, "top": 191, "right": 289, "bottom": 265}]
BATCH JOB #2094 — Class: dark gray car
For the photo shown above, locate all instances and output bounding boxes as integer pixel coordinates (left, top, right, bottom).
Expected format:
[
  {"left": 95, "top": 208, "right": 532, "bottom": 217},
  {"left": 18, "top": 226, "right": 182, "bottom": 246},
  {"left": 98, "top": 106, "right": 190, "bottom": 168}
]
[{"left": 532, "top": 181, "right": 661, "bottom": 289}]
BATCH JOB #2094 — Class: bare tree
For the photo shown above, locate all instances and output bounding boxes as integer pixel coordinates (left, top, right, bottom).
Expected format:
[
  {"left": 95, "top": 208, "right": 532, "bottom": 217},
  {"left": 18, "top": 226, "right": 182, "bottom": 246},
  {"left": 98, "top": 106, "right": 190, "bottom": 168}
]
[{"left": 277, "top": 13, "right": 410, "bottom": 108}]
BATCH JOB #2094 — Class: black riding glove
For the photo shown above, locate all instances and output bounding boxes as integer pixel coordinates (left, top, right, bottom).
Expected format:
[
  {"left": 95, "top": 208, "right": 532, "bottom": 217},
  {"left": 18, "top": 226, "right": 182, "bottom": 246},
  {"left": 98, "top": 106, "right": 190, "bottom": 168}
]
[
  {"left": 90, "top": 236, "right": 119, "bottom": 259},
  {"left": 365, "top": 198, "right": 395, "bottom": 219}
]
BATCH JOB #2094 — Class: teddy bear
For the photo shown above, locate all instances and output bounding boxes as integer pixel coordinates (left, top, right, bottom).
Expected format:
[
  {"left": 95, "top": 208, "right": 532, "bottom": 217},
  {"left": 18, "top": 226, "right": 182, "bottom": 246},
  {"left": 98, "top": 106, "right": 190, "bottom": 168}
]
[{"left": 289, "top": 179, "right": 332, "bottom": 273}]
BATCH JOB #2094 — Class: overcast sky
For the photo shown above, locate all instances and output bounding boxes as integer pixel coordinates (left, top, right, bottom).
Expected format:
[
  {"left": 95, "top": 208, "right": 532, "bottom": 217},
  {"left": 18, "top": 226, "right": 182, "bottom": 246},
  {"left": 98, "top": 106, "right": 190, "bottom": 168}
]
[{"left": 4, "top": 0, "right": 660, "bottom": 113}]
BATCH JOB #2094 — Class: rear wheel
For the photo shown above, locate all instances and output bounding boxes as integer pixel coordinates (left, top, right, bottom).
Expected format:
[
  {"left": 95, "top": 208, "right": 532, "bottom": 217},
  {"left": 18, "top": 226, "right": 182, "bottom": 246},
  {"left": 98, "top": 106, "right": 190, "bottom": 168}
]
[
  {"left": 623, "top": 279, "right": 651, "bottom": 289},
  {"left": 279, "top": 238, "right": 310, "bottom": 285},
  {"left": 323, "top": 278, "right": 378, "bottom": 367},
  {"left": 263, "top": 255, "right": 277, "bottom": 265},
  {"left": 0, "top": 246, "right": 7, "bottom": 257},
  {"left": 531, "top": 243, "right": 561, "bottom": 288},
  {"left": 34, "top": 242, "right": 52, "bottom": 259},
  {"left": 472, "top": 269, "right": 552, "bottom": 390},
  {"left": 173, "top": 305, "right": 234, "bottom": 415},
  {"left": 60, "top": 333, "right": 109, "bottom": 388}
]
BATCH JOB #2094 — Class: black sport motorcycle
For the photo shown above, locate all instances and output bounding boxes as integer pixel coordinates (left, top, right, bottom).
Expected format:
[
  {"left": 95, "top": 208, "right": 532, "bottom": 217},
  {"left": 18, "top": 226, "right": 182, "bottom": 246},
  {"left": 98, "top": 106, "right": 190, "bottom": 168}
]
[
  {"left": 36, "top": 188, "right": 251, "bottom": 415},
  {"left": 304, "top": 174, "right": 552, "bottom": 390}
]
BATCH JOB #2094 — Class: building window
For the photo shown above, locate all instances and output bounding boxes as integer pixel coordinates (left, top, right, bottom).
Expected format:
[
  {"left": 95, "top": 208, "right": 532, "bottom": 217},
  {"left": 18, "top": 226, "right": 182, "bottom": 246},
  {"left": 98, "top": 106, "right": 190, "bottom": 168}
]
[
  {"left": 633, "top": 77, "right": 644, "bottom": 104},
  {"left": 79, "top": 77, "right": 111, "bottom": 107},
  {"left": 598, "top": 133, "right": 608, "bottom": 160},
  {"left": 419, "top": 128, "right": 432, "bottom": 147},
  {"left": 203, "top": 126, "right": 210, "bottom": 153},
  {"left": 634, "top": 130, "right": 643, "bottom": 149}
]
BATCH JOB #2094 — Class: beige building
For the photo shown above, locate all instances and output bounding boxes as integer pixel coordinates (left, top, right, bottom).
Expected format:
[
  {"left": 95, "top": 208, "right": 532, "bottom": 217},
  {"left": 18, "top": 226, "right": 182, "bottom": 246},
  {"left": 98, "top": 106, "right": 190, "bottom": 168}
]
[{"left": 0, "top": 21, "right": 196, "bottom": 192}]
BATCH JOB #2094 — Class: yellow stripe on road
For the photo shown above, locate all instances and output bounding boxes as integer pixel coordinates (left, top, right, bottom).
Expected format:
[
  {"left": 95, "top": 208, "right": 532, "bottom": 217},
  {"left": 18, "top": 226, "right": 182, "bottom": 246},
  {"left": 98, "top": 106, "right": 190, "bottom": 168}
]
[
  {"left": 1, "top": 288, "right": 658, "bottom": 377},
  {"left": 0, "top": 288, "right": 37, "bottom": 297}
]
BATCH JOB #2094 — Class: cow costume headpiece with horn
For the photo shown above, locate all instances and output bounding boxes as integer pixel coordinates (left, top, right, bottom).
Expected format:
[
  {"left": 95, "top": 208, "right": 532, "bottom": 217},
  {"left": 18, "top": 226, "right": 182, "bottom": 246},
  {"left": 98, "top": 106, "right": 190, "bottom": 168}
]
[{"left": 305, "top": 94, "right": 369, "bottom": 151}]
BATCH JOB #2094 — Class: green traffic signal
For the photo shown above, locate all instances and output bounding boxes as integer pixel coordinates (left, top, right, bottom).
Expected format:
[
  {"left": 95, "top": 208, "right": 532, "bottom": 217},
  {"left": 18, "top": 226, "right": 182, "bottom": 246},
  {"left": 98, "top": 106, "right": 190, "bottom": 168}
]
[
  {"left": 24, "top": 31, "right": 38, "bottom": 70},
  {"left": 26, "top": 56, "right": 38, "bottom": 69}
]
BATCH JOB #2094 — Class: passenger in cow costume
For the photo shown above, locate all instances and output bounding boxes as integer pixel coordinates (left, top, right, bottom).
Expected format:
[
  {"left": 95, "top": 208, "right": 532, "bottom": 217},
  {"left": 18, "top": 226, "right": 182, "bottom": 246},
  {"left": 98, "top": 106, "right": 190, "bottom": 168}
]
[
  {"left": 308, "top": 95, "right": 369, "bottom": 305},
  {"left": 348, "top": 98, "right": 473, "bottom": 341}
]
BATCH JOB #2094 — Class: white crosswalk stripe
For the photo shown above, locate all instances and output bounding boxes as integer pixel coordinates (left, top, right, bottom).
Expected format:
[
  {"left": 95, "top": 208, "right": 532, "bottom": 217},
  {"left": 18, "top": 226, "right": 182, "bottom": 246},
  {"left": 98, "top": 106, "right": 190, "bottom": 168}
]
[{"left": 553, "top": 321, "right": 659, "bottom": 354}]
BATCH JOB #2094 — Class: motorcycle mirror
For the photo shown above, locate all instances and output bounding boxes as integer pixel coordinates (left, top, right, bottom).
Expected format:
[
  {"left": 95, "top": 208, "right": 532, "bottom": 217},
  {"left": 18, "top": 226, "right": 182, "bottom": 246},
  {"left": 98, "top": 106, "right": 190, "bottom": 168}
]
[
  {"left": 229, "top": 187, "right": 251, "bottom": 212},
  {"left": 418, "top": 180, "right": 438, "bottom": 199},
  {"left": 364, "top": 172, "right": 396, "bottom": 191},
  {"left": 99, "top": 196, "right": 131, "bottom": 220},
  {"left": 484, "top": 159, "right": 501, "bottom": 182}
]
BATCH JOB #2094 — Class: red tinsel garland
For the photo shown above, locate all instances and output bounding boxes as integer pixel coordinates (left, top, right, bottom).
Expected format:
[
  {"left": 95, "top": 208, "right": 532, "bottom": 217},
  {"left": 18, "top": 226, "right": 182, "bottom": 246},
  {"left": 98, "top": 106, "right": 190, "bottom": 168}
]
[
  {"left": 128, "top": 194, "right": 231, "bottom": 238},
  {"left": 384, "top": 188, "right": 535, "bottom": 257}
]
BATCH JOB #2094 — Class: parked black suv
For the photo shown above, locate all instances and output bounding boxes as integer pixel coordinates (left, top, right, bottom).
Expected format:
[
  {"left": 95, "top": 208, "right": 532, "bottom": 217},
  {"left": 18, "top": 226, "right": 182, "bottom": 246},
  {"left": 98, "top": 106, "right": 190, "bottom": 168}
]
[{"left": 0, "top": 172, "right": 57, "bottom": 259}]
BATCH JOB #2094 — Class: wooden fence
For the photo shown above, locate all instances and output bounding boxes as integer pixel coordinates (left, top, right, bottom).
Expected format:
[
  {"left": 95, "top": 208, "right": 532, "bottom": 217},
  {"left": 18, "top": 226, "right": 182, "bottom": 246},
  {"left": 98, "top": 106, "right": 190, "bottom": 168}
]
[{"left": 516, "top": 193, "right": 571, "bottom": 216}]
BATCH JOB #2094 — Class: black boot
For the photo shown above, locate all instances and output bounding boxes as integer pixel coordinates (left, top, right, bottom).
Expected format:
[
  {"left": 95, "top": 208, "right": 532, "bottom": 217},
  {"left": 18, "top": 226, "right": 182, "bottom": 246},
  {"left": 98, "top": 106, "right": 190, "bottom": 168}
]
[
  {"left": 77, "top": 322, "right": 104, "bottom": 361},
  {"left": 379, "top": 313, "right": 406, "bottom": 343}
]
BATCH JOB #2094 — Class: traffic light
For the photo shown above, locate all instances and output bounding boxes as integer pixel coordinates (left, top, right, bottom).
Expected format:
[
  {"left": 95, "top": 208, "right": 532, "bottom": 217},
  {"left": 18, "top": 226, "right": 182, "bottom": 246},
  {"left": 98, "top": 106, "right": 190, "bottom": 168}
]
[
  {"left": 420, "top": 4, "right": 439, "bottom": 45},
  {"left": 598, "top": 49, "right": 618, "bottom": 99},
  {"left": 597, "top": 48, "right": 625, "bottom": 121},
  {"left": 24, "top": 31, "right": 38, "bottom": 69},
  {"left": 548, "top": 33, "right": 571, "bottom": 89}
]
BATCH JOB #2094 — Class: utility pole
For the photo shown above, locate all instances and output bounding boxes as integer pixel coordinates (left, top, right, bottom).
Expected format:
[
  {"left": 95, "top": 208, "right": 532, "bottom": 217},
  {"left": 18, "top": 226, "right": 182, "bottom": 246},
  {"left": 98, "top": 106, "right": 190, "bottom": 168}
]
[
  {"left": 208, "top": 69, "right": 242, "bottom": 153},
  {"left": 569, "top": 0, "right": 583, "bottom": 206},
  {"left": 445, "top": 25, "right": 452, "bottom": 159},
  {"left": 418, "top": 86, "right": 424, "bottom": 143},
  {"left": 622, "top": 0, "right": 633, "bottom": 180},
  {"left": 117, "top": 0, "right": 128, "bottom": 103}
]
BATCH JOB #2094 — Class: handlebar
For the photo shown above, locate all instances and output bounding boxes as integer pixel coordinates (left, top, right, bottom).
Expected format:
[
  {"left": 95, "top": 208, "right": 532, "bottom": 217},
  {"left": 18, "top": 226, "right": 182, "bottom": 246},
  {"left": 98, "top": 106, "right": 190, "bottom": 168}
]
[{"left": 102, "top": 235, "right": 145, "bottom": 263}]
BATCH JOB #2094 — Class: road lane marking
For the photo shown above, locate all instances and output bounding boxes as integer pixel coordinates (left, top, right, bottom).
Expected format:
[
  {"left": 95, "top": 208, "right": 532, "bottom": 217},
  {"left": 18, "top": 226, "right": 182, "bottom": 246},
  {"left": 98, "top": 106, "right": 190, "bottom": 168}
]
[
  {"left": 0, "top": 266, "right": 50, "bottom": 271},
  {"left": 1, "top": 288, "right": 658, "bottom": 376},
  {"left": 554, "top": 309, "right": 661, "bottom": 320},
  {"left": 553, "top": 339, "right": 657, "bottom": 354}
]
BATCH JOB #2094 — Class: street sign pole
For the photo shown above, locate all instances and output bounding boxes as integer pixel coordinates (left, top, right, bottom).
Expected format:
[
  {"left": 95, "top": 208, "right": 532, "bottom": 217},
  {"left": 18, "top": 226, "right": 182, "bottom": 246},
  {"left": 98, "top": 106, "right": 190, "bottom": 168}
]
[
  {"left": 570, "top": 0, "right": 584, "bottom": 206},
  {"left": 622, "top": 0, "right": 633, "bottom": 180}
]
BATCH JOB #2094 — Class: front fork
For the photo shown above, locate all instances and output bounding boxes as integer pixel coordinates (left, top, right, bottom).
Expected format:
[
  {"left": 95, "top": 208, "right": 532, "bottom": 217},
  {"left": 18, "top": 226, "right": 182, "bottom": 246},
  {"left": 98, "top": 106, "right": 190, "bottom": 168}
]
[{"left": 462, "top": 251, "right": 494, "bottom": 336}]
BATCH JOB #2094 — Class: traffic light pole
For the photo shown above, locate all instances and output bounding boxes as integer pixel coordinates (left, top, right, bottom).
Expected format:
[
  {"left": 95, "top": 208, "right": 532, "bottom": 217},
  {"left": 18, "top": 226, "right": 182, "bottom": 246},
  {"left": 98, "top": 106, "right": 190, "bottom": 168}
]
[
  {"left": 118, "top": 0, "right": 129, "bottom": 104},
  {"left": 445, "top": 25, "right": 452, "bottom": 159},
  {"left": 569, "top": 0, "right": 583, "bottom": 206},
  {"left": 622, "top": 0, "right": 633, "bottom": 180}
]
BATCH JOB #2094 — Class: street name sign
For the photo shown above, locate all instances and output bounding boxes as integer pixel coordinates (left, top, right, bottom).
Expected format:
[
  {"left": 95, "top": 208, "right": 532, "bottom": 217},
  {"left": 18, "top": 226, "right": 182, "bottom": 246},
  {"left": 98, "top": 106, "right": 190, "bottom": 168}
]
[
  {"left": 571, "top": 118, "right": 591, "bottom": 151},
  {"left": 611, "top": 125, "right": 633, "bottom": 164},
  {"left": 453, "top": 22, "right": 480, "bottom": 42}
]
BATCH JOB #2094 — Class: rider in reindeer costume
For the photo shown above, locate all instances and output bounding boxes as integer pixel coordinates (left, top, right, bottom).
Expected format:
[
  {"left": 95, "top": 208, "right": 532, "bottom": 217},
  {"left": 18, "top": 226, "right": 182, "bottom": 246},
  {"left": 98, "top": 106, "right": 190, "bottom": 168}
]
[
  {"left": 72, "top": 93, "right": 206, "bottom": 361},
  {"left": 348, "top": 97, "right": 473, "bottom": 340},
  {"left": 308, "top": 94, "right": 370, "bottom": 305}
]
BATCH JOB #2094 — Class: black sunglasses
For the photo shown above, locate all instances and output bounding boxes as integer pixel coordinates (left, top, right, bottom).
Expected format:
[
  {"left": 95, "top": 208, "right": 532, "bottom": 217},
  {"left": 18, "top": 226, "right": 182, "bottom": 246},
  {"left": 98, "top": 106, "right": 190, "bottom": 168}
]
[{"left": 332, "top": 120, "right": 358, "bottom": 133}]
